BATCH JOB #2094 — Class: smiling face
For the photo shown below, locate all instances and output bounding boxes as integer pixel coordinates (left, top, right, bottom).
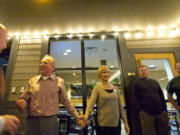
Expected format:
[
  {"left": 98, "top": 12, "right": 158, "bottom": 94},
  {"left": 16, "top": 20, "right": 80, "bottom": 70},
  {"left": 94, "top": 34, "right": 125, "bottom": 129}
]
[
  {"left": 98, "top": 66, "right": 110, "bottom": 82},
  {"left": 39, "top": 55, "right": 54, "bottom": 77},
  {"left": 138, "top": 65, "right": 149, "bottom": 78}
]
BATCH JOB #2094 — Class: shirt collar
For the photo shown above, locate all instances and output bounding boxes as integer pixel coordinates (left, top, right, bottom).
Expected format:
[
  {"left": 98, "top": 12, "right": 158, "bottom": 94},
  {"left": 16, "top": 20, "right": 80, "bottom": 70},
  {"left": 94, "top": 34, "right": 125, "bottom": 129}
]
[{"left": 38, "top": 74, "right": 56, "bottom": 81}]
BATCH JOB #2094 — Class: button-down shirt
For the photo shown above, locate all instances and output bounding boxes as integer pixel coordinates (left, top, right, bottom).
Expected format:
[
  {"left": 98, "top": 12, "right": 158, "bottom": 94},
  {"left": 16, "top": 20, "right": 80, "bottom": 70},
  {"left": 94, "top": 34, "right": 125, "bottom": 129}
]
[{"left": 21, "top": 74, "right": 79, "bottom": 119}]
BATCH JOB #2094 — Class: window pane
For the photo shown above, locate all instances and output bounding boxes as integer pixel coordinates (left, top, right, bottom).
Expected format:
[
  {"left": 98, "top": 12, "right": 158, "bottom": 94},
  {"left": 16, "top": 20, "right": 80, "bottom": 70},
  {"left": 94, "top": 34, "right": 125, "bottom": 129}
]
[
  {"left": 55, "top": 70, "right": 82, "bottom": 97},
  {"left": 84, "top": 39, "right": 119, "bottom": 68},
  {"left": 141, "top": 59, "right": 174, "bottom": 99},
  {"left": 50, "top": 41, "right": 81, "bottom": 68}
]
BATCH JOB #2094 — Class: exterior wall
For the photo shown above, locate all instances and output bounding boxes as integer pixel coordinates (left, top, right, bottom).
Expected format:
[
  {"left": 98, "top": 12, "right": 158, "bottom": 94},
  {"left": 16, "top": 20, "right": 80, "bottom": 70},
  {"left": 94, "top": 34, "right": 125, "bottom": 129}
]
[
  {"left": 6, "top": 37, "right": 43, "bottom": 135},
  {"left": 5, "top": 36, "right": 180, "bottom": 135}
]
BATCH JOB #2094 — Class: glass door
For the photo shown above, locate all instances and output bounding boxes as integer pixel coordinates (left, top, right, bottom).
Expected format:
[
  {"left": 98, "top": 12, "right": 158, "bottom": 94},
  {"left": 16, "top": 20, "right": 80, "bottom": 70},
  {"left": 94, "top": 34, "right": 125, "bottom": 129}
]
[{"left": 49, "top": 38, "right": 127, "bottom": 134}]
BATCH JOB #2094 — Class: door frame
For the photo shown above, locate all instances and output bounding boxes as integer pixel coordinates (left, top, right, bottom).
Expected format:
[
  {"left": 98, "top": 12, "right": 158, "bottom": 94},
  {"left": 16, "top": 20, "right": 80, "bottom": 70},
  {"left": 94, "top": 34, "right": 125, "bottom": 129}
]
[{"left": 135, "top": 53, "right": 177, "bottom": 76}]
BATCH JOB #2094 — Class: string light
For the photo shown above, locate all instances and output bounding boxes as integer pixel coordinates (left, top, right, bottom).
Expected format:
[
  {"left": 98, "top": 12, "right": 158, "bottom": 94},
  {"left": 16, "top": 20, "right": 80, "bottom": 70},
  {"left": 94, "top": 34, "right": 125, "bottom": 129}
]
[
  {"left": 124, "top": 32, "right": 131, "bottom": 39},
  {"left": 8, "top": 22, "right": 180, "bottom": 40},
  {"left": 101, "top": 35, "right": 105, "bottom": 40},
  {"left": 135, "top": 32, "right": 142, "bottom": 38}
]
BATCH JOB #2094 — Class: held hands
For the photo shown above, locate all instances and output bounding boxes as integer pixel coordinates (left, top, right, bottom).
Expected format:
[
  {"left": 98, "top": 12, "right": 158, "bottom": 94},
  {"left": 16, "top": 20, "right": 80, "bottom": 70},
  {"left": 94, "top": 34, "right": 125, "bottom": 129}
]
[
  {"left": 77, "top": 115, "right": 87, "bottom": 128},
  {"left": 15, "top": 98, "right": 26, "bottom": 112},
  {"left": 2, "top": 115, "right": 20, "bottom": 135}
]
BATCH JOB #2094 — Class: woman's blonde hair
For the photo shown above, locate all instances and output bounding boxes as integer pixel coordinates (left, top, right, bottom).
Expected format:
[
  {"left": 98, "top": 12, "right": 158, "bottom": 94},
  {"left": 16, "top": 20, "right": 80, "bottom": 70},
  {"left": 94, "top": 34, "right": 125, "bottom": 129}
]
[{"left": 97, "top": 65, "right": 110, "bottom": 79}]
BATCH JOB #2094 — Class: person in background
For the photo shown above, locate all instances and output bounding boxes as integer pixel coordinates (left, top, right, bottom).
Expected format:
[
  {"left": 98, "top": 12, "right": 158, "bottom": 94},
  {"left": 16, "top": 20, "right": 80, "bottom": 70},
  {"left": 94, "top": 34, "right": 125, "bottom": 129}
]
[
  {"left": 167, "top": 62, "right": 180, "bottom": 124},
  {"left": 15, "top": 55, "right": 85, "bottom": 135},
  {"left": 84, "top": 65, "right": 130, "bottom": 135},
  {"left": 0, "top": 24, "right": 20, "bottom": 135},
  {"left": 132, "top": 65, "right": 168, "bottom": 135}
]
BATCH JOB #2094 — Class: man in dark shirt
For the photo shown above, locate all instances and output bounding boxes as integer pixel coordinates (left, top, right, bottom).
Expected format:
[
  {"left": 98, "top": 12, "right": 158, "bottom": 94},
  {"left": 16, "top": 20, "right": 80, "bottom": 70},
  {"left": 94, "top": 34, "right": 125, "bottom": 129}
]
[
  {"left": 167, "top": 62, "right": 180, "bottom": 123},
  {"left": 133, "top": 65, "right": 168, "bottom": 135}
]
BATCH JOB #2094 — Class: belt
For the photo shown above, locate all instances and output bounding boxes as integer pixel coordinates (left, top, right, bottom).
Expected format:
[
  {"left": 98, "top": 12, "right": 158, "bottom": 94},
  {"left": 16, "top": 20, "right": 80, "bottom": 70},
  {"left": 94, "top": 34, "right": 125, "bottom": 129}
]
[{"left": 27, "top": 115, "right": 57, "bottom": 119}]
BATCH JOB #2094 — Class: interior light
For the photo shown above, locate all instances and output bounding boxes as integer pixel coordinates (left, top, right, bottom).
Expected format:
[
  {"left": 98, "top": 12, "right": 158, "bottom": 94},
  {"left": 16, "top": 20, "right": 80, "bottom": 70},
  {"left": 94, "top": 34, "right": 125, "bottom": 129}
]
[
  {"left": 15, "top": 32, "right": 20, "bottom": 38},
  {"left": 73, "top": 73, "right": 76, "bottom": 76},
  {"left": 66, "top": 49, "right": 71, "bottom": 53},
  {"left": 169, "top": 29, "right": 178, "bottom": 37},
  {"left": 113, "top": 27, "right": 120, "bottom": 32},
  {"left": 72, "top": 67, "right": 76, "bottom": 68},
  {"left": 135, "top": 32, "right": 142, "bottom": 38},
  {"left": 110, "top": 66, "right": 115, "bottom": 68},
  {"left": 101, "top": 35, "right": 105, "bottom": 40},
  {"left": 63, "top": 52, "right": 68, "bottom": 55},
  {"left": 54, "top": 29, "right": 60, "bottom": 34},
  {"left": 158, "top": 25, "right": 166, "bottom": 37},
  {"left": 113, "top": 32, "right": 119, "bottom": 37},
  {"left": 148, "top": 65, "right": 156, "bottom": 69},
  {"left": 33, "top": 31, "right": 41, "bottom": 38},
  {"left": 54, "top": 35, "right": 59, "bottom": 39},
  {"left": 89, "top": 34, "right": 94, "bottom": 39},
  {"left": 43, "top": 30, "right": 49, "bottom": 36},
  {"left": 67, "top": 35, "right": 73, "bottom": 39},
  {"left": 8, "top": 32, "right": 13, "bottom": 38},
  {"left": 124, "top": 32, "right": 131, "bottom": 38},
  {"left": 78, "top": 34, "right": 83, "bottom": 38},
  {"left": 23, "top": 32, "right": 31, "bottom": 39}
]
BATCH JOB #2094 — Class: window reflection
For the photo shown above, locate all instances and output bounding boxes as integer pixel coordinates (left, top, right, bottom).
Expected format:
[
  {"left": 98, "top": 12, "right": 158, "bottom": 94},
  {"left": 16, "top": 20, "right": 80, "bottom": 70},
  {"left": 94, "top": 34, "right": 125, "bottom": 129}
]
[
  {"left": 50, "top": 41, "right": 81, "bottom": 68},
  {"left": 84, "top": 39, "right": 119, "bottom": 68}
]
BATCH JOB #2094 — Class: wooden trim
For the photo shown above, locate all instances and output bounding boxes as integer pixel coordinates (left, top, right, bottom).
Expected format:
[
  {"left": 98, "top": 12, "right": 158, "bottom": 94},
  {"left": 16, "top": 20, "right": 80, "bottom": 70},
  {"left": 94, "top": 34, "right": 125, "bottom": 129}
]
[{"left": 135, "top": 53, "right": 177, "bottom": 76}]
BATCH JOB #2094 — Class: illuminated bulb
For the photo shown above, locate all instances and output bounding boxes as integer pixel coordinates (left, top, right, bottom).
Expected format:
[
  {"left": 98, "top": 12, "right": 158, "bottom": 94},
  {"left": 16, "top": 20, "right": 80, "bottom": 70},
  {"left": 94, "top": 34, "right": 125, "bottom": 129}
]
[
  {"left": 64, "top": 52, "right": 68, "bottom": 55},
  {"left": 15, "top": 32, "right": 20, "bottom": 38},
  {"left": 66, "top": 49, "right": 71, "bottom": 53},
  {"left": 89, "top": 34, "right": 94, "bottom": 39},
  {"left": 78, "top": 34, "right": 83, "bottom": 38},
  {"left": 124, "top": 32, "right": 131, "bottom": 38},
  {"left": 67, "top": 35, "right": 73, "bottom": 39},
  {"left": 8, "top": 33, "right": 13, "bottom": 38},
  {"left": 135, "top": 32, "right": 142, "bottom": 38},
  {"left": 110, "top": 66, "right": 114, "bottom": 68},
  {"left": 169, "top": 29, "right": 178, "bottom": 37},
  {"left": 73, "top": 73, "right": 76, "bottom": 76},
  {"left": 54, "top": 35, "right": 59, "bottom": 39},
  {"left": 43, "top": 30, "right": 49, "bottom": 36},
  {"left": 101, "top": 35, "right": 105, "bottom": 40},
  {"left": 113, "top": 32, "right": 119, "bottom": 37},
  {"left": 113, "top": 27, "right": 120, "bottom": 32},
  {"left": 42, "top": 30, "right": 49, "bottom": 39},
  {"left": 158, "top": 25, "right": 166, "bottom": 37},
  {"left": 24, "top": 32, "right": 31, "bottom": 39},
  {"left": 146, "top": 31, "right": 154, "bottom": 37},
  {"left": 54, "top": 29, "right": 60, "bottom": 34},
  {"left": 33, "top": 31, "right": 41, "bottom": 38}
]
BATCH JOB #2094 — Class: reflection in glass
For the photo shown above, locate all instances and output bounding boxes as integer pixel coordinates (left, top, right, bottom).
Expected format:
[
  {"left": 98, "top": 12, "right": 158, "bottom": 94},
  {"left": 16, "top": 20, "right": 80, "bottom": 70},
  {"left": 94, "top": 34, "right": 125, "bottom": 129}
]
[
  {"left": 54, "top": 70, "right": 82, "bottom": 98},
  {"left": 50, "top": 41, "right": 81, "bottom": 68},
  {"left": 141, "top": 59, "right": 174, "bottom": 99},
  {"left": 84, "top": 39, "right": 119, "bottom": 68}
]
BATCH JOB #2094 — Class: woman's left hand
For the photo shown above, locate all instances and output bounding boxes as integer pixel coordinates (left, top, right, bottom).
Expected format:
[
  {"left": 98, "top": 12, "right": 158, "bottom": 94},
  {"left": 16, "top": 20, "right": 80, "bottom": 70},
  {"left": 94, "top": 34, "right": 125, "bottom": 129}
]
[{"left": 124, "top": 122, "right": 130, "bottom": 134}]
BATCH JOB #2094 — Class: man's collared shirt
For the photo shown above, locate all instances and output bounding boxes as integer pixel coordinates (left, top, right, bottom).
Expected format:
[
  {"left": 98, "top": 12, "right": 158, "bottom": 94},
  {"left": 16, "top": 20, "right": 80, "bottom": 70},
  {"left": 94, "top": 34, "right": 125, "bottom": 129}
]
[{"left": 21, "top": 74, "right": 78, "bottom": 118}]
